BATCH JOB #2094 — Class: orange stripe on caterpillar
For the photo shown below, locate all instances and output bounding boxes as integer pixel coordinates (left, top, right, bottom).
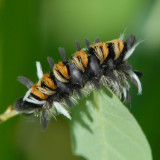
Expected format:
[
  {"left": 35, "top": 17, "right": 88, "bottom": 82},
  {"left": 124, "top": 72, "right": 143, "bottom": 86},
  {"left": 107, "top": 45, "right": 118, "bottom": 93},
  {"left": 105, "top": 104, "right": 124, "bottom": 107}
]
[
  {"left": 53, "top": 61, "right": 70, "bottom": 82},
  {"left": 72, "top": 50, "right": 88, "bottom": 72},
  {"left": 31, "top": 84, "right": 48, "bottom": 100},
  {"left": 41, "top": 74, "right": 57, "bottom": 90}
]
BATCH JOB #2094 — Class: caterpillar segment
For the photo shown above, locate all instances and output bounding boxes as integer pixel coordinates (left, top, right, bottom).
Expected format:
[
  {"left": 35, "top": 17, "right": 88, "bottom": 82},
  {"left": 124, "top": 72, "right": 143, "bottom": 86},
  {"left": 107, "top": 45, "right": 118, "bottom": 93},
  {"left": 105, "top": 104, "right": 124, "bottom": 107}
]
[
  {"left": 89, "top": 42, "right": 109, "bottom": 64},
  {"left": 14, "top": 34, "right": 142, "bottom": 130},
  {"left": 53, "top": 61, "right": 70, "bottom": 83}
]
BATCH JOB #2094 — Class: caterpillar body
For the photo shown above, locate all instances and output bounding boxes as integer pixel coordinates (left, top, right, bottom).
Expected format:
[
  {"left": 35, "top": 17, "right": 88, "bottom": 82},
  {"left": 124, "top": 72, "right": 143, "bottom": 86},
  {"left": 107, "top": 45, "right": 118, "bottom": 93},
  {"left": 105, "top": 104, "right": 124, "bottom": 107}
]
[{"left": 14, "top": 34, "right": 143, "bottom": 130}]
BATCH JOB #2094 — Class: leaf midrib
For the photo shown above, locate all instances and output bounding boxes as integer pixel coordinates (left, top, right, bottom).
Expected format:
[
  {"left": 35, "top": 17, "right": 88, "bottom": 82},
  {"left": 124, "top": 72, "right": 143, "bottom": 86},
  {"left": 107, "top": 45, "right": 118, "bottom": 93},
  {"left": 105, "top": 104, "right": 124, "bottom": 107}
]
[{"left": 94, "top": 92, "right": 126, "bottom": 160}]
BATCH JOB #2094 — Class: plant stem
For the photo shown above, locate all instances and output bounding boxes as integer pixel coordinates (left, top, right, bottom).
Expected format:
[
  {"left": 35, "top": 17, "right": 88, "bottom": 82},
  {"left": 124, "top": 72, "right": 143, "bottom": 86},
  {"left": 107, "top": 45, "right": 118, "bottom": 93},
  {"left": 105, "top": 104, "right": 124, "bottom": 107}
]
[{"left": 0, "top": 106, "right": 19, "bottom": 124}]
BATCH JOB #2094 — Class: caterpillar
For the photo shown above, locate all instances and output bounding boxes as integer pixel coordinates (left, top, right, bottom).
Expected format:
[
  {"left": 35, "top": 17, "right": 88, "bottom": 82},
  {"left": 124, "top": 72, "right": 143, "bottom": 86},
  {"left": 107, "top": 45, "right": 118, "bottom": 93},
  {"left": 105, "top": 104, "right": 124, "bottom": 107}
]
[{"left": 14, "top": 33, "right": 143, "bottom": 130}]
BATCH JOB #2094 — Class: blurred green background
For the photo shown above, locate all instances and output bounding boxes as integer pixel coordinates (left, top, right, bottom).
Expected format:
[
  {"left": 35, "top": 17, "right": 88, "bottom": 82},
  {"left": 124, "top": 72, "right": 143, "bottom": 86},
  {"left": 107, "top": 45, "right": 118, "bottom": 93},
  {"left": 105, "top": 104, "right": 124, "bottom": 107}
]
[{"left": 0, "top": 0, "right": 159, "bottom": 160}]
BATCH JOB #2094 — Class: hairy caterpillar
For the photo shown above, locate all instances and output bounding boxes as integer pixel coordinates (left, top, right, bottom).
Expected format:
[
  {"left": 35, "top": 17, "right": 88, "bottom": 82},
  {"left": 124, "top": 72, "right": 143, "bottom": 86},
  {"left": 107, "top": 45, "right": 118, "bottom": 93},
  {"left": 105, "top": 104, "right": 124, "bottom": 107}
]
[{"left": 14, "top": 34, "right": 143, "bottom": 130}]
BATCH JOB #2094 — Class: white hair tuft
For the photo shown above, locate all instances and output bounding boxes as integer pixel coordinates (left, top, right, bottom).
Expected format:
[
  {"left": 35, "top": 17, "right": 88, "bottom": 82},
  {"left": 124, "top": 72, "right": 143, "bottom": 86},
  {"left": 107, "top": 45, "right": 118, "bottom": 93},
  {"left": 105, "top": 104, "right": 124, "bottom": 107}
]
[
  {"left": 36, "top": 61, "right": 43, "bottom": 79},
  {"left": 123, "top": 40, "right": 144, "bottom": 61},
  {"left": 54, "top": 102, "right": 71, "bottom": 120}
]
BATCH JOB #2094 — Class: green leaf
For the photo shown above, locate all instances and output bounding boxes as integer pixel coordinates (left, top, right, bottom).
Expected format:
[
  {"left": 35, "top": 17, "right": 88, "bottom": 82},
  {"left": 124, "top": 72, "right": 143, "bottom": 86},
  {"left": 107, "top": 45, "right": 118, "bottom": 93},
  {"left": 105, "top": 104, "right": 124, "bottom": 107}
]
[{"left": 71, "top": 87, "right": 152, "bottom": 160}]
